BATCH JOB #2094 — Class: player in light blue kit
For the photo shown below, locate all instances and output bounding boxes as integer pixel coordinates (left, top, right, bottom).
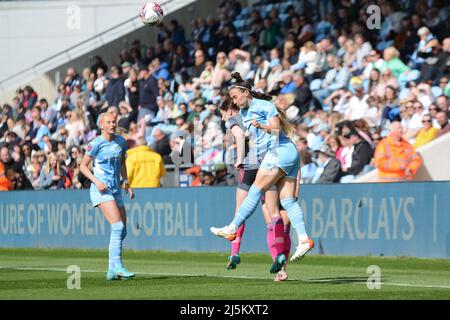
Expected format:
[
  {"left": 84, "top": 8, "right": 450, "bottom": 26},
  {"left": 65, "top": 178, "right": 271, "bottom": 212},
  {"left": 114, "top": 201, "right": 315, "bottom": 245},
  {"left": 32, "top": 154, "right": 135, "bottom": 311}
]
[
  {"left": 211, "top": 73, "right": 314, "bottom": 262},
  {"left": 80, "top": 111, "right": 136, "bottom": 280}
]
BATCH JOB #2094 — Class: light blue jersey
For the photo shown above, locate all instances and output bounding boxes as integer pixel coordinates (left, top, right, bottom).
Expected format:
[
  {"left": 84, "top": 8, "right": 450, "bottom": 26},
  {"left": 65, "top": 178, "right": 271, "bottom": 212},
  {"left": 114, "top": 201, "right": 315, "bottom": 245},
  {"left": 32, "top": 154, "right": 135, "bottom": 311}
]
[
  {"left": 86, "top": 134, "right": 128, "bottom": 194},
  {"left": 240, "top": 98, "right": 299, "bottom": 179},
  {"left": 240, "top": 98, "right": 291, "bottom": 157}
]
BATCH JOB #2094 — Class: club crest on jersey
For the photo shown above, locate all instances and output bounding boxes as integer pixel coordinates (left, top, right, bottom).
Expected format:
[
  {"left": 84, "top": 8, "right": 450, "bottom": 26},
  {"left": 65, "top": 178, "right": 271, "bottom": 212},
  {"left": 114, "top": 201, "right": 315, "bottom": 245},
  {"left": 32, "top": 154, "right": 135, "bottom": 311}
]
[{"left": 87, "top": 145, "right": 93, "bottom": 152}]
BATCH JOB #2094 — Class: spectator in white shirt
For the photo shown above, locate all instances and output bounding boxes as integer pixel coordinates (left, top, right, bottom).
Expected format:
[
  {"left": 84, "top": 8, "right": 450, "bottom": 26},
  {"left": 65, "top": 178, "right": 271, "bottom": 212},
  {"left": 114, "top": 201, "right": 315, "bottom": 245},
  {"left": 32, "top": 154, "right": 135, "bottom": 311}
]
[
  {"left": 292, "top": 41, "right": 317, "bottom": 77},
  {"left": 400, "top": 100, "right": 416, "bottom": 130},
  {"left": 404, "top": 100, "right": 427, "bottom": 144},
  {"left": 355, "top": 33, "right": 373, "bottom": 71},
  {"left": 345, "top": 83, "right": 370, "bottom": 121}
]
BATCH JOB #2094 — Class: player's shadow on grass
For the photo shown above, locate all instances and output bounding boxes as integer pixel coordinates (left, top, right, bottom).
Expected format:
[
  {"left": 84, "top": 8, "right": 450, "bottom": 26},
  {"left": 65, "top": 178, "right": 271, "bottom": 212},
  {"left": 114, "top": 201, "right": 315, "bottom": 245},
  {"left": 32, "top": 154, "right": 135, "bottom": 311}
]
[
  {"left": 131, "top": 275, "right": 207, "bottom": 281},
  {"left": 303, "top": 276, "right": 386, "bottom": 285}
]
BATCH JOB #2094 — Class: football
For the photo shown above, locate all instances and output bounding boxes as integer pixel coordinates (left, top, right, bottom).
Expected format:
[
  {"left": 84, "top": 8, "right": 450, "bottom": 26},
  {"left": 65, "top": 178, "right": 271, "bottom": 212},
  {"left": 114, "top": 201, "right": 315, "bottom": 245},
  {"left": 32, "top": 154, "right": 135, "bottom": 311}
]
[{"left": 139, "top": 2, "right": 164, "bottom": 26}]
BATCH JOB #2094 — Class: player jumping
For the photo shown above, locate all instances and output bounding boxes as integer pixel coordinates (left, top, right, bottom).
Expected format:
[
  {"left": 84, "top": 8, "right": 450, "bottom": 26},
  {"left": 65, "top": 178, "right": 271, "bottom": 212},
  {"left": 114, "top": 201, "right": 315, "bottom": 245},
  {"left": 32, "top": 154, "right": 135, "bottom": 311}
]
[
  {"left": 211, "top": 72, "right": 314, "bottom": 262},
  {"left": 219, "top": 98, "right": 290, "bottom": 279}
]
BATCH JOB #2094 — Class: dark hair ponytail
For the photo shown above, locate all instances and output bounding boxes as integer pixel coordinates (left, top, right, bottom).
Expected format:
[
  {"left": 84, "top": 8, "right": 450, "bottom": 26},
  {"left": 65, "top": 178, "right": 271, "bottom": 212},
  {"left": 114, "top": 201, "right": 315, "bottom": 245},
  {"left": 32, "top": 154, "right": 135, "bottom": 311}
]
[
  {"left": 250, "top": 90, "right": 273, "bottom": 101},
  {"left": 219, "top": 97, "right": 239, "bottom": 112},
  {"left": 230, "top": 72, "right": 272, "bottom": 101}
]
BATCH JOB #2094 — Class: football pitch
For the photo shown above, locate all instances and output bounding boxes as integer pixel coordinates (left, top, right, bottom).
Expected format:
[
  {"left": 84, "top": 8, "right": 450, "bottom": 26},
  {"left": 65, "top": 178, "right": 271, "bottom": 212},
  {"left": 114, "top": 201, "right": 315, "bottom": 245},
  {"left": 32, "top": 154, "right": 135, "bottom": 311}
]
[{"left": 1, "top": 248, "right": 450, "bottom": 300}]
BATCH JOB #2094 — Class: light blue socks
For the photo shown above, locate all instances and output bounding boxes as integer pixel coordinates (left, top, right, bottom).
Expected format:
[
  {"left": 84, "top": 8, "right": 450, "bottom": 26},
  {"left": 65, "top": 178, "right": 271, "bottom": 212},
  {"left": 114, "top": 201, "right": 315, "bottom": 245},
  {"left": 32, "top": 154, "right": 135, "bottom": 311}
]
[
  {"left": 109, "top": 221, "right": 124, "bottom": 271},
  {"left": 231, "top": 185, "right": 263, "bottom": 227},
  {"left": 280, "top": 197, "right": 308, "bottom": 241}
]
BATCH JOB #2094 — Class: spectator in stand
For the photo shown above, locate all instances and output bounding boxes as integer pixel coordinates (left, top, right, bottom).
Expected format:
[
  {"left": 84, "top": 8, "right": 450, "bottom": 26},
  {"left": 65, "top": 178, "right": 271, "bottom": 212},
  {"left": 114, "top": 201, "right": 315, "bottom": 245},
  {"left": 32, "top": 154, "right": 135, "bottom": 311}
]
[
  {"left": 418, "top": 38, "right": 449, "bottom": 83},
  {"left": 94, "top": 67, "right": 107, "bottom": 96},
  {"left": 373, "top": 68, "right": 399, "bottom": 99},
  {"left": 410, "top": 27, "right": 435, "bottom": 70},
  {"left": 292, "top": 72, "right": 313, "bottom": 118},
  {"left": 297, "top": 15, "right": 314, "bottom": 46},
  {"left": 214, "top": 163, "right": 235, "bottom": 186},
  {"left": 380, "top": 85, "right": 401, "bottom": 130},
  {"left": 228, "top": 49, "right": 252, "bottom": 80},
  {"left": 37, "top": 152, "right": 69, "bottom": 190},
  {"left": 124, "top": 67, "right": 140, "bottom": 111},
  {"left": 292, "top": 41, "right": 317, "bottom": 80},
  {"left": 266, "top": 50, "right": 284, "bottom": 93},
  {"left": 150, "top": 57, "right": 171, "bottom": 81},
  {"left": 313, "top": 55, "right": 351, "bottom": 103},
  {"left": 91, "top": 55, "right": 108, "bottom": 75},
  {"left": 64, "top": 67, "right": 82, "bottom": 95},
  {"left": 299, "top": 151, "right": 317, "bottom": 184},
  {"left": 374, "top": 121, "right": 422, "bottom": 182},
  {"left": 436, "top": 111, "right": 450, "bottom": 137},
  {"left": 382, "top": 47, "right": 414, "bottom": 87},
  {"left": 138, "top": 66, "right": 159, "bottom": 122},
  {"left": 26, "top": 106, "right": 50, "bottom": 151},
  {"left": 340, "top": 130, "right": 373, "bottom": 183},
  {"left": 404, "top": 100, "right": 426, "bottom": 144},
  {"left": 1, "top": 146, "right": 14, "bottom": 171},
  {"left": 201, "top": 171, "right": 215, "bottom": 186},
  {"left": 190, "top": 60, "right": 214, "bottom": 90},
  {"left": 121, "top": 62, "right": 132, "bottom": 79},
  {"left": 68, "top": 146, "right": 82, "bottom": 171},
  {"left": 343, "top": 39, "right": 358, "bottom": 74},
  {"left": 105, "top": 66, "right": 125, "bottom": 108},
  {"left": 150, "top": 128, "right": 172, "bottom": 164},
  {"left": 23, "top": 86, "right": 38, "bottom": 110},
  {"left": 119, "top": 49, "right": 133, "bottom": 66},
  {"left": 69, "top": 85, "right": 84, "bottom": 106},
  {"left": 427, "top": 103, "right": 441, "bottom": 127},
  {"left": 259, "top": 17, "right": 282, "bottom": 51},
  {"left": 219, "top": 0, "right": 241, "bottom": 20},
  {"left": 413, "top": 114, "right": 438, "bottom": 148},
  {"left": 309, "top": 123, "right": 331, "bottom": 151},
  {"left": 65, "top": 109, "right": 86, "bottom": 149},
  {"left": 189, "top": 49, "right": 207, "bottom": 82},
  {"left": 436, "top": 95, "right": 449, "bottom": 113},
  {"left": 0, "top": 162, "right": 13, "bottom": 191},
  {"left": 344, "top": 82, "right": 370, "bottom": 121},
  {"left": 354, "top": 33, "right": 373, "bottom": 72},
  {"left": 311, "top": 145, "right": 342, "bottom": 184},
  {"left": 38, "top": 98, "right": 56, "bottom": 133},
  {"left": 325, "top": 134, "right": 343, "bottom": 163},
  {"left": 126, "top": 136, "right": 166, "bottom": 188},
  {"left": 117, "top": 101, "right": 137, "bottom": 131},
  {"left": 241, "top": 33, "right": 261, "bottom": 58},
  {"left": 362, "top": 50, "right": 385, "bottom": 80}
]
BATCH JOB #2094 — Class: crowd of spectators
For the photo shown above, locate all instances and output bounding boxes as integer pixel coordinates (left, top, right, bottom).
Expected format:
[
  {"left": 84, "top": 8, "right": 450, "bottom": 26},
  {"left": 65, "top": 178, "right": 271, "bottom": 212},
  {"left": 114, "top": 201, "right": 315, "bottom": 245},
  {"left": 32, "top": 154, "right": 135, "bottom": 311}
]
[{"left": 1, "top": 0, "right": 449, "bottom": 191}]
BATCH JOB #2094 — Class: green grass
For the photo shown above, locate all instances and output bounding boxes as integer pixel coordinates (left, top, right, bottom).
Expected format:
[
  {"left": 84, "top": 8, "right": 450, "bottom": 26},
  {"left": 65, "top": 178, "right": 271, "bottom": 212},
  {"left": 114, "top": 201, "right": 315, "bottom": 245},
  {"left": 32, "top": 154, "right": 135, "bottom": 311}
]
[{"left": 1, "top": 248, "right": 450, "bottom": 300}]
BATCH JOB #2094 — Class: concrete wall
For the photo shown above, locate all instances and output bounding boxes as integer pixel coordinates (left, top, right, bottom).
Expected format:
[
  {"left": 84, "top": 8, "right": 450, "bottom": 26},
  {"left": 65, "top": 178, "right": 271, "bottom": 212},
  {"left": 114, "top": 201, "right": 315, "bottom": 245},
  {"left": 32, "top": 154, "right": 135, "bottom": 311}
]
[
  {"left": 0, "top": 0, "right": 224, "bottom": 103},
  {"left": 0, "top": 0, "right": 155, "bottom": 82},
  {"left": 356, "top": 133, "right": 450, "bottom": 183}
]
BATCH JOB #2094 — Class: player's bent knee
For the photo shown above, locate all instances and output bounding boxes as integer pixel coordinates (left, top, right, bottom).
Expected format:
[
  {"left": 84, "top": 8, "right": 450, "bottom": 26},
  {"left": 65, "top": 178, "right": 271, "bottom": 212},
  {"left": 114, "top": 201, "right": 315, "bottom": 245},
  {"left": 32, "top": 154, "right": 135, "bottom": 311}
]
[{"left": 280, "top": 197, "right": 296, "bottom": 210}]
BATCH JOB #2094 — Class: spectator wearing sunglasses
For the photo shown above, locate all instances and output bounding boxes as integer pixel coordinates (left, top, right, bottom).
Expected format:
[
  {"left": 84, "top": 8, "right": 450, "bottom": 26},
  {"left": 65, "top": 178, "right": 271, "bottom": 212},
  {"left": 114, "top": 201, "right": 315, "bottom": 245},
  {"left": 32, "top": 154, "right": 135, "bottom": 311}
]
[{"left": 413, "top": 114, "right": 438, "bottom": 148}]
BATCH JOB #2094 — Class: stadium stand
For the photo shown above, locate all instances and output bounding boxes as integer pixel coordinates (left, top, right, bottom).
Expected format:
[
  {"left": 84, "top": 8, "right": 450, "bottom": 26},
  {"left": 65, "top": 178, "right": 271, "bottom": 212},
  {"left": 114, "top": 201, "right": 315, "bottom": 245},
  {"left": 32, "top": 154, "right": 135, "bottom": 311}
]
[{"left": 0, "top": 0, "right": 449, "bottom": 190}]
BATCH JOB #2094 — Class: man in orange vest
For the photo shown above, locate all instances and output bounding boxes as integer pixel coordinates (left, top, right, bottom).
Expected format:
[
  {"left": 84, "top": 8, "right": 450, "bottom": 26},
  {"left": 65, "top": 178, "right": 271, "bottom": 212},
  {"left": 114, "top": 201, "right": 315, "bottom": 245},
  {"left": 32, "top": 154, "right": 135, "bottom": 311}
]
[
  {"left": 374, "top": 121, "right": 423, "bottom": 182},
  {"left": 0, "top": 162, "right": 13, "bottom": 191}
]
